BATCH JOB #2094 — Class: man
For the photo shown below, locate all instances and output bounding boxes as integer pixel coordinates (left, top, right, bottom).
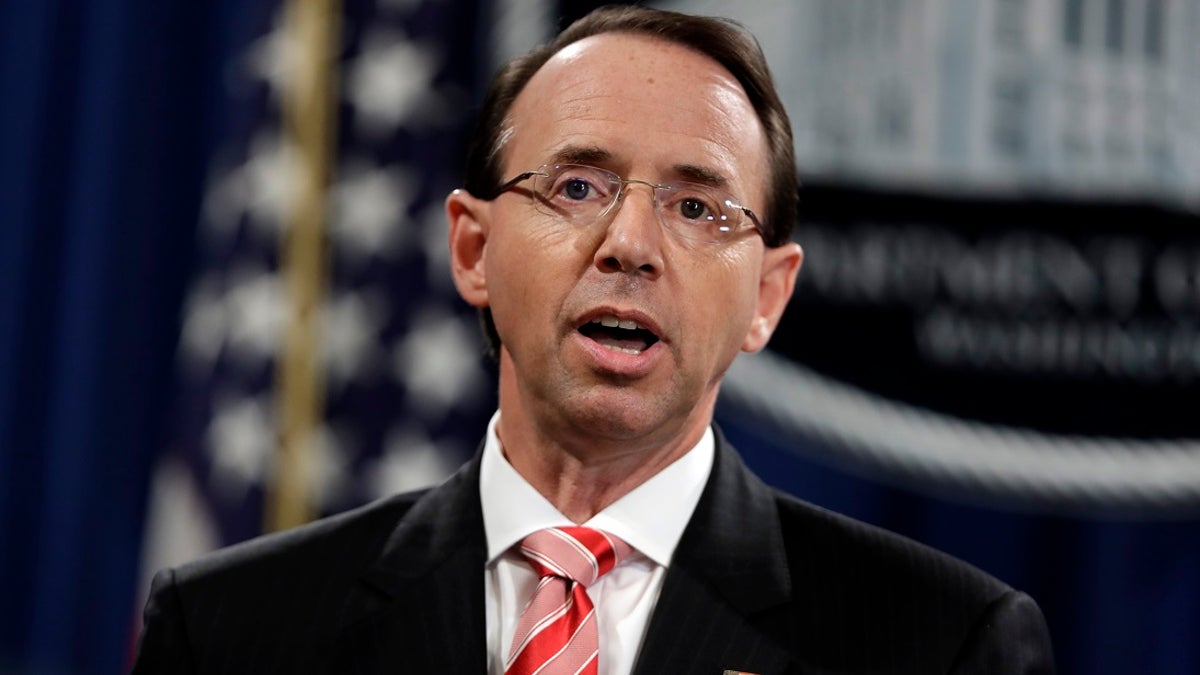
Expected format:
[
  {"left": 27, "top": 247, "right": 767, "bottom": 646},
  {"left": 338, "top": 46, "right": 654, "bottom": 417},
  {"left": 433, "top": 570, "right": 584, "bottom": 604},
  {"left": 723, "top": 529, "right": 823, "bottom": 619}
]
[{"left": 132, "top": 6, "right": 1055, "bottom": 674}]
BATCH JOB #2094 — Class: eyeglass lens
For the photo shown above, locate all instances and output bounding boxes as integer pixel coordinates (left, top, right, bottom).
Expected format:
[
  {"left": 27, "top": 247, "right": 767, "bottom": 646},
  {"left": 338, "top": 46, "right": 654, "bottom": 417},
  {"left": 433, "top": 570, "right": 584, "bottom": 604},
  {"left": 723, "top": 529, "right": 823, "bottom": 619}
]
[{"left": 529, "top": 164, "right": 748, "bottom": 243}]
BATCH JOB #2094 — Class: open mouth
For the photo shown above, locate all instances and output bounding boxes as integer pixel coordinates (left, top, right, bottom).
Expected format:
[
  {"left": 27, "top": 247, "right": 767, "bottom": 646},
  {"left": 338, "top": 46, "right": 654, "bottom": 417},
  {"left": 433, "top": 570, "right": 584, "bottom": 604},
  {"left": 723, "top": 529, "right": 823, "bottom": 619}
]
[{"left": 578, "top": 315, "right": 661, "bottom": 355}]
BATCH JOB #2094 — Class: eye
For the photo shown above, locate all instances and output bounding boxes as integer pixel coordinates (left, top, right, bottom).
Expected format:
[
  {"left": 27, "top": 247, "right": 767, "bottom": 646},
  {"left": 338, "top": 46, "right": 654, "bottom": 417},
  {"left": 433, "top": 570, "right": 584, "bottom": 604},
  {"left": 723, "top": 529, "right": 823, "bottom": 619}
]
[
  {"left": 667, "top": 190, "right": 720, "bottom": 223},
  {"left": 562, "top": 178, "right": 592, "bottom": 201},
  {"left": 546, "top": 166, "right": 614, "bottom": 204},
  {"left": 678, "top": 198, "right": 710, "bottom": 220},
  {"left": 658, "top": 186, "right": 742, "bottom": 242}
]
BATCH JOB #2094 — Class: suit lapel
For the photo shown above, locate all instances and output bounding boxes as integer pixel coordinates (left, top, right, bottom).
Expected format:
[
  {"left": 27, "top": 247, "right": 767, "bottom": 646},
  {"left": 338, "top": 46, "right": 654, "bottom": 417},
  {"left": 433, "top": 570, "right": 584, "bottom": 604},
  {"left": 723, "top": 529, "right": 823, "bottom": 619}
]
[
  {"left": 324, "top": 429, "right": 795, "bottom": 674},
  {"left": 633, "top": 428, "right": 795, "bottom": 675},
  {"left": 333, "top": 454, "right": 489, "bottom": 674}
]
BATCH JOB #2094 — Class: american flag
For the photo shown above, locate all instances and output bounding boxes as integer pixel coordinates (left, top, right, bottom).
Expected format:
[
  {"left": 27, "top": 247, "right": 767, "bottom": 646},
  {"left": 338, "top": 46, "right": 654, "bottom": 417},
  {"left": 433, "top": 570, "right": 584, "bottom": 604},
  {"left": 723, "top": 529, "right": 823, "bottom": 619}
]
[{"left": 139, "top": 0, "right": 550, "bottom": 582}]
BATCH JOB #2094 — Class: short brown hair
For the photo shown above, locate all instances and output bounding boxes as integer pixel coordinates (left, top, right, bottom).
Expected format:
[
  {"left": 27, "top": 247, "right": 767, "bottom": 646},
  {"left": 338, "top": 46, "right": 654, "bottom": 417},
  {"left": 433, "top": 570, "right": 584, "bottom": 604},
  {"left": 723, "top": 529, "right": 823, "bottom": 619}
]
[{"left": 461, "top": 5, "right": 798, "bottom": 357}]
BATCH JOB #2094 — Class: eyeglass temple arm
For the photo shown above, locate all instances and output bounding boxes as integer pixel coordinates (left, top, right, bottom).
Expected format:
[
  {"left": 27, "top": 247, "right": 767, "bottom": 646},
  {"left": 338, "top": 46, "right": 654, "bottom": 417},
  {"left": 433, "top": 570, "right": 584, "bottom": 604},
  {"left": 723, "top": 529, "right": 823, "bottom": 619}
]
[
  {"left": 489, "top": 170, "right": 546, "bottom": 199},
  {"left": 737, "top": 205, "right": 768, "bottom": 242}
]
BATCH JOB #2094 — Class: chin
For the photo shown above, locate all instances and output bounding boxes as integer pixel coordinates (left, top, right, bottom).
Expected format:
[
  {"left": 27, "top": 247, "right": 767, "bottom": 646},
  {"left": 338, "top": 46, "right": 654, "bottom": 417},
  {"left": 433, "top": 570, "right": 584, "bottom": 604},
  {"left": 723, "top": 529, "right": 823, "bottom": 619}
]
[{"left": 559, "top": 388, "right": 691, "bottom": 444}]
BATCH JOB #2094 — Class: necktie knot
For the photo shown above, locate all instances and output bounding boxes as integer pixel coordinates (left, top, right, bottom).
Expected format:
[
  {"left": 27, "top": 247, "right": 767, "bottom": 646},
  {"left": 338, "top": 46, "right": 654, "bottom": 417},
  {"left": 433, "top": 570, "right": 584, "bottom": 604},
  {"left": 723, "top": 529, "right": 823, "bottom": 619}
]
[
  {"left": 506, "top": 527, "right": 634, "bottom": 675},
  {"left": 518, "top": 526, "right": 632, "bottom": 588}
]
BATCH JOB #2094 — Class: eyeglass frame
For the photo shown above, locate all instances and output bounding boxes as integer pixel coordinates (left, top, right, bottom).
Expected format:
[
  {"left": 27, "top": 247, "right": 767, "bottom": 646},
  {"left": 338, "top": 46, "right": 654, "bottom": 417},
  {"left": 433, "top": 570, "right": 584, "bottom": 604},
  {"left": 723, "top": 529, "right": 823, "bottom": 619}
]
[{"left": 486, "top": 163, "right": 768, "bottom": 244}]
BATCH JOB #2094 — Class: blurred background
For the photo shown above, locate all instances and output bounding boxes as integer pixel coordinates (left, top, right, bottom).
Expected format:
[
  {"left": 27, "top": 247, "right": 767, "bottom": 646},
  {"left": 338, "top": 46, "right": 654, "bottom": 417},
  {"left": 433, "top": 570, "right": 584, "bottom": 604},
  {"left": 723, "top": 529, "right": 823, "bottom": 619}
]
[{"left": 1, "top": 0, "right": 1198, "bottom": 673}]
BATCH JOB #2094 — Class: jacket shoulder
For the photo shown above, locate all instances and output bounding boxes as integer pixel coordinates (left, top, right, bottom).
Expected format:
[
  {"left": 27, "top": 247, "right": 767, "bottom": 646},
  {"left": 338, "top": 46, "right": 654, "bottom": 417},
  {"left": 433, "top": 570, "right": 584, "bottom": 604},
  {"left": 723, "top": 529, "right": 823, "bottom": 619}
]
[
  {"left": 172, "top": 489, "right": 428, "bottom": 587},
  {"left": 767, "top": 491, "right": 1054, "bottom": 673},
  {"left": 131, "top": 489, "right": 435, "bottom": 674},
  {"left": 773, "top": 489, "right": 1011, "bottom": 601}
]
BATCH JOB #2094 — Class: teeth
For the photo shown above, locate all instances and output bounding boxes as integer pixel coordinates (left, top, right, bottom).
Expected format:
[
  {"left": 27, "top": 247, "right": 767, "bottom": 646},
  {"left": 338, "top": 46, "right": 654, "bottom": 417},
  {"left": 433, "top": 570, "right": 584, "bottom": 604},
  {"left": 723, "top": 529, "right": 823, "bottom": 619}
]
[
  {"left": 591, "top": 315, "right": 644, "bottom": 331},
  {"left": 601, "top": 344, "right": 644, "bottom": 355}
]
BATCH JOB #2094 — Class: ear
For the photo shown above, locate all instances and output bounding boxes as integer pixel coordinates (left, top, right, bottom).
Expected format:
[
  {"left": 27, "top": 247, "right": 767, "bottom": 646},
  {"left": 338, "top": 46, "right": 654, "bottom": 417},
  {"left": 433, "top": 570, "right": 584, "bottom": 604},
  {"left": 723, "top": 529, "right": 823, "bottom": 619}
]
[
  {"left": 446, "top": 189, "right": 490, "bottom": 308},
  {"left": 741, "top": 242, "right": 803, "bottom": 353}
]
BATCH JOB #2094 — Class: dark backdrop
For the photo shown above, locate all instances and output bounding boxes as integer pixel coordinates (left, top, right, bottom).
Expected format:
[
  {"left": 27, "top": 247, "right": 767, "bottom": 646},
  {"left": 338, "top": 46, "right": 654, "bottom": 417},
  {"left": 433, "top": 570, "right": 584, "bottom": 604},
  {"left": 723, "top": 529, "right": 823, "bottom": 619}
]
[{"left": 0, "top": 2, "right": 1196, "bottom": 674}]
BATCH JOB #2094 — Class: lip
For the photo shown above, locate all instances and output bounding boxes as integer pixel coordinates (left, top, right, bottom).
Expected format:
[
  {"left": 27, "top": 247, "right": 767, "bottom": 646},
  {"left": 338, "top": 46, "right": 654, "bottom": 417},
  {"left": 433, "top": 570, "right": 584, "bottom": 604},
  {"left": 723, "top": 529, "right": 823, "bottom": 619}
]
[
  {"left": 574, "top": 307, "right": 666, "bottom": 342},
  {"left": 571, "top": 306, "right": 666, "bottom": 377}
]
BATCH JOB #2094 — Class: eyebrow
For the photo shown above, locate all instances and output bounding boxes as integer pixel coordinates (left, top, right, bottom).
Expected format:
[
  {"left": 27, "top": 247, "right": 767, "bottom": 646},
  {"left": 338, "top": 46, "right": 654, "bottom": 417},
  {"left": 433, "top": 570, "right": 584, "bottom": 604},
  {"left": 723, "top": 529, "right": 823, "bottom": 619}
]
[
  {"left": 552, "top": 145, "right": 613, "bottom": 165},
  {"left": 549, "top": 145, "right": 731, "bottom": 188},
  {"left": 670, "top": 163, "right": 729, "bottom": 188}
]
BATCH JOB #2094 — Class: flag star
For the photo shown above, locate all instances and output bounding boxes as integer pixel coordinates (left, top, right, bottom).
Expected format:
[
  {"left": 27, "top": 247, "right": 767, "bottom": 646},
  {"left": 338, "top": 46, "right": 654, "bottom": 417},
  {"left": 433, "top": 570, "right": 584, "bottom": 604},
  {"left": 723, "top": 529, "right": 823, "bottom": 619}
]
[
  {"left": 302, "top": 423, "right": 352, "bottom": 510},
  {"left": 200, "top": 164, "right": 251, "bottom": 240},
  {"left": 330, "top": 160, "right": 415, "bottom": 261},
  {"left": 199, "top": 129, "right": 296, "bottom": 243},
  {"left": 345, "top": 30, "right": 441, "bottom": 138},
  {"left": 365, "top": 425, "right": 461, "bottom": 500},
  {"left": 242, "top": 14, "right": 304, "bottom": 101},
  {"left": 393, "top": 306, "right": 486, "bottom": 421},
  {"left": 240, "top": 132, "right": 301, "bottom": 240},
  {"left": 207, "top": 394, "right": 276, "bottom": 502},
  {"left": 418, "top": 201, "right": 456, "bottom": 295},
  {"left": 179, "top": 274, "right": 228, "bottom": 369},
  {"left": 321, "top": 290, "right": 388, "bottom": 390},
  {"left": 224, "top": 268, "right": 288, "bottom": 367}
]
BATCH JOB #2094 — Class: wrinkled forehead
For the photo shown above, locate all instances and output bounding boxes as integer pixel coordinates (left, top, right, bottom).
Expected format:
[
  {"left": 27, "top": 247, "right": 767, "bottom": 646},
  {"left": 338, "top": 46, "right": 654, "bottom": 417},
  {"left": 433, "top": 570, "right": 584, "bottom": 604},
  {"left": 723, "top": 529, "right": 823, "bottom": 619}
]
[{"left": 499, "top": 33, "right": 769, "bottom": 206}]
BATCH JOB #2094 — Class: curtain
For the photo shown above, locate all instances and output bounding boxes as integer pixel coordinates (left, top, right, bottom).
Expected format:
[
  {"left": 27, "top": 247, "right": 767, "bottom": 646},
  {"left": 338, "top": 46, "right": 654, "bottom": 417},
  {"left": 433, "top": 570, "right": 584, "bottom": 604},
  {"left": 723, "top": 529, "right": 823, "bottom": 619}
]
[{"left": 0, "top": 1, "right": 224, "bottom": 672}]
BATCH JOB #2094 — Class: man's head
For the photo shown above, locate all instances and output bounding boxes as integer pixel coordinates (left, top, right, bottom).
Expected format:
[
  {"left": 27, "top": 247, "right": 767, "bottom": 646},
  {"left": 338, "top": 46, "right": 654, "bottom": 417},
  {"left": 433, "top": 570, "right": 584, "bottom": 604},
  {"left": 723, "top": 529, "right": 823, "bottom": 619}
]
[
  {"left": 464, "top": 7, "right": 797, "bottom": 243},
  {"left": 446, "top": 6, "right": 802, "bottom": 451},
  {"left": 461, "top": 6, "right": 799, "bottom": 357}
]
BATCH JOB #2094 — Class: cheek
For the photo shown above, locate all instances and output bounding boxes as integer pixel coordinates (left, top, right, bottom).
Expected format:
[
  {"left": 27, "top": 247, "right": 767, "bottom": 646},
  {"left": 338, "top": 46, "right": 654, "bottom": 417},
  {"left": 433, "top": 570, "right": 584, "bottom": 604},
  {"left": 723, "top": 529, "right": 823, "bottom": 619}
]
[
  {"left": 490, "top": 214, "right": 582, "bottom": 266},
  {"left": 487, "top": 218, "right": 558, "bottom": 282},
  {"left": 484, "top": 221, "right": 581, "bottom": 336},
  {"left": 708, "top": 246, "right": 762, "bottom": 309},
  {"left": 681, "top": 256, "right": 760, "bottom": 353}
]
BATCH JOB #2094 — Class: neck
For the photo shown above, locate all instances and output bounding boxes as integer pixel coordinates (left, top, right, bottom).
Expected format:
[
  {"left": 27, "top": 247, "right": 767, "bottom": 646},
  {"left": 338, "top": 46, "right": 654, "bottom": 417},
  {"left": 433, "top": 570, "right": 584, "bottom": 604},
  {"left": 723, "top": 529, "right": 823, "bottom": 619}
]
[{"left": 495, "top": 353, "right": 714, "bottom": 523}]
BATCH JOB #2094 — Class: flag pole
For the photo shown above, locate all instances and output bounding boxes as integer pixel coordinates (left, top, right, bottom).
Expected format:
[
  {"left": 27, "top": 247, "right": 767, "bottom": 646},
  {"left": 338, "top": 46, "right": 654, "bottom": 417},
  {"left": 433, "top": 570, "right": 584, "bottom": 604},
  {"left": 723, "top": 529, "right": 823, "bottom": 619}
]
[{"left": 267, "top": 0, "right": 341, "bottom": 532}]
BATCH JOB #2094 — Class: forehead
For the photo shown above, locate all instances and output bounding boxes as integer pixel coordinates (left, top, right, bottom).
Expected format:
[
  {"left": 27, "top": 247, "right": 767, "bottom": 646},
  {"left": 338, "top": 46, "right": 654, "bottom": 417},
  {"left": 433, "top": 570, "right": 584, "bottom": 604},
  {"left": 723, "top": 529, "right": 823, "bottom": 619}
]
[{"left": 504, "top": 33, "right": 768, "bottom": 200}]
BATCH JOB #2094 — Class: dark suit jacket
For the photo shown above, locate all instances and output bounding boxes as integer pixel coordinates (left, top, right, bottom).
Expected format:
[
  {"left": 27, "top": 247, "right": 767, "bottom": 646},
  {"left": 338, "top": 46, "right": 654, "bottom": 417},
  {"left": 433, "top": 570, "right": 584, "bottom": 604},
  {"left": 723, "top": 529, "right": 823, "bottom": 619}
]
[{"left": 131, "top": 430, "right": 1055, "bottom": 674}]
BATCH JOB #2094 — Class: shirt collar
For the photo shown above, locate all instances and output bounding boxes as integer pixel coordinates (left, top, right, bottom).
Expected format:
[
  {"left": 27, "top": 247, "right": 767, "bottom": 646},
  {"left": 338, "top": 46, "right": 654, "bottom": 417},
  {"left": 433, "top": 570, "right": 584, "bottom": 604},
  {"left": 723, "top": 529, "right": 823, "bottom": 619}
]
[{"left": 480, "top": 411, "right": 714, "bottom": 568}]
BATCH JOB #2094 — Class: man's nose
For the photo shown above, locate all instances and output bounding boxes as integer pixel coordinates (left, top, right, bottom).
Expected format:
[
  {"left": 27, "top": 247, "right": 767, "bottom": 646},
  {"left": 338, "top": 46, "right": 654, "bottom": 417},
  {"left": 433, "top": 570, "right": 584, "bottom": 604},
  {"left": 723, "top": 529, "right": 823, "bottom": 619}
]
[{"left": 592, "top": 183, "right": 665, "bottom": 277}]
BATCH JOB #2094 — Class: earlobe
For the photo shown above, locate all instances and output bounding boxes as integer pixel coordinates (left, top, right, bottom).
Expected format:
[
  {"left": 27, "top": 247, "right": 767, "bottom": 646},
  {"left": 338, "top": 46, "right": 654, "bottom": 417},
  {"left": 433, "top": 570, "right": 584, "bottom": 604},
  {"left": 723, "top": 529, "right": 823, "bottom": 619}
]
[
  {"left": 446, "top": 189, "right": 490, "bottom": 308},
  {"left": 741, "top": 242, "right": 803, "bottom": 353}
]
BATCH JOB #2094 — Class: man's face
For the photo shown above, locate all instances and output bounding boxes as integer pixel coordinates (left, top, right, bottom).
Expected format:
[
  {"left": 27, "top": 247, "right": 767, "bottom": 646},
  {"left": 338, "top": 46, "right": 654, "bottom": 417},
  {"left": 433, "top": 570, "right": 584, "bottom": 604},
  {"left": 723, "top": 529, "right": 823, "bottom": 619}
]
[{"left": 450, "top": 33, "right": 800, "bottom": 449}]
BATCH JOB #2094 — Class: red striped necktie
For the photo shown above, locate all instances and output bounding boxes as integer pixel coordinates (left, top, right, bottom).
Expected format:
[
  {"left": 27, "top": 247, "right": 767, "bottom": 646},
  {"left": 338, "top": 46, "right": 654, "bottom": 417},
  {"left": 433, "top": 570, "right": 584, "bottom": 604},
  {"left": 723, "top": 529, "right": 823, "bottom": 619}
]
[{"left": 504, "top": 526, "right": 633, "bottom": 675}]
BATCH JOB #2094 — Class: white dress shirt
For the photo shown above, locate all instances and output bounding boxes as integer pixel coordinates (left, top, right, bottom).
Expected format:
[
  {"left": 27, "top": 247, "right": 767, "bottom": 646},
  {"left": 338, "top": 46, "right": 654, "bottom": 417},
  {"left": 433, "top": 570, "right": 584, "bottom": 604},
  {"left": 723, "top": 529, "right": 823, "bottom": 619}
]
[{"left": 479, "top": 412, "right": 714, "bottom": 675}]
